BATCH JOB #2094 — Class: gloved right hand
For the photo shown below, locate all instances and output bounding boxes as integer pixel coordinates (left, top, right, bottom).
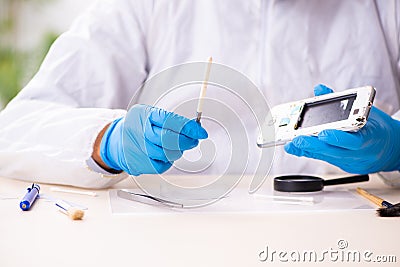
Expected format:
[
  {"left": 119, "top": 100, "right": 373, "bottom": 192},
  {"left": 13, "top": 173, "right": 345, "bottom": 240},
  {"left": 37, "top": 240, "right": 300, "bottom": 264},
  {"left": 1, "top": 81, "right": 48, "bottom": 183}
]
[
  {"left": 284, "top": 84, "right": 400, "bottom": 174},
  {"left": 99, "top": 104, "right": 208, "bottom": 175}
]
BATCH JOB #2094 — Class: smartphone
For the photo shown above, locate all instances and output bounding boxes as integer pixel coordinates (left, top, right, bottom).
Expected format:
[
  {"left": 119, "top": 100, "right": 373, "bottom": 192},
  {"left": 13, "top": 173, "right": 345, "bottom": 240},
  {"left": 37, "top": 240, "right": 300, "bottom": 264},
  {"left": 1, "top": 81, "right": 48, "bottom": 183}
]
[{"left": 257, "top": 86, "right": 376, "bottom": 148}]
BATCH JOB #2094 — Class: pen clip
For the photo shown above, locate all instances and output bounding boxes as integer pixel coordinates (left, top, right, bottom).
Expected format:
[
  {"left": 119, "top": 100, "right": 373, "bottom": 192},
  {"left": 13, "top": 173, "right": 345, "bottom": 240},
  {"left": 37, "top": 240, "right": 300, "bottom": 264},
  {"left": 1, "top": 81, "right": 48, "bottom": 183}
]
[
  {"left": 29, "top": 183, "right": 40, "bottom": 191},
  {"left": 26, "top": 184, "right": 33, "bottom": 193}
]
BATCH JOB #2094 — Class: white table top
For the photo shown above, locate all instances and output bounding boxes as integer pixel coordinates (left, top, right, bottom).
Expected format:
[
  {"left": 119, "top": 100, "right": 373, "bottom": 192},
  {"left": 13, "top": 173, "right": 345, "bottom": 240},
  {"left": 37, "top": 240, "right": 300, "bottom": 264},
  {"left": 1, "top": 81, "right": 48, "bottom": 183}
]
[{"left": 0, "top": 174, "right": 399, "bottom": 267}]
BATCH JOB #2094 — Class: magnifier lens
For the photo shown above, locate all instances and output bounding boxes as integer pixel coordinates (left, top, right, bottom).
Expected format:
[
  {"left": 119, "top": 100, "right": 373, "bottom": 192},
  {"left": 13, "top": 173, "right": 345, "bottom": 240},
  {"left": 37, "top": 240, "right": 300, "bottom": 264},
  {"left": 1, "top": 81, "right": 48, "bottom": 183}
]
[{"left": 274, "top": 176, "right": 324, "bottom": 192}]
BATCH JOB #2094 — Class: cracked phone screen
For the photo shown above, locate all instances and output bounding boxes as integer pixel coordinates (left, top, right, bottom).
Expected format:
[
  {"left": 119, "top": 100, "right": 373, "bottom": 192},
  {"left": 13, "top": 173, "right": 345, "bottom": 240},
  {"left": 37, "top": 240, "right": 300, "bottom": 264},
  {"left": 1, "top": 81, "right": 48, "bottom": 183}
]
[{"left": 297, "top": 94, "right": 357, "bottom": 129}]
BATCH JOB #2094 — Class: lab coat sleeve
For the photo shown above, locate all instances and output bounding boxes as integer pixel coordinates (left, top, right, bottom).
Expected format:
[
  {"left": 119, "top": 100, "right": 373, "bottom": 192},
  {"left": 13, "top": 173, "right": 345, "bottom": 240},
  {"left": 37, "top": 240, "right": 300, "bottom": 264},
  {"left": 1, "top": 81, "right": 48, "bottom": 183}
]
[
  {"left": 377, "top": 111, "right": 400, "bottom": 187},
  {"left": 0, "top": 0, "right": 151, "bottom": 188},
  {"left": 378, "top": 5, "right": 400, "bottom": 187}
]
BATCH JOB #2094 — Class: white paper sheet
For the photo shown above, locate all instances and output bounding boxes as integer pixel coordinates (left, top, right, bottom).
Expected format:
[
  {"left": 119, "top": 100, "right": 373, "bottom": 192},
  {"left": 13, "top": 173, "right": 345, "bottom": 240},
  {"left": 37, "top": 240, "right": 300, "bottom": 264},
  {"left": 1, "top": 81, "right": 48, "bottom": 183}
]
[{"left": 109, "top": 185, "right": 374, "bottom": 215}]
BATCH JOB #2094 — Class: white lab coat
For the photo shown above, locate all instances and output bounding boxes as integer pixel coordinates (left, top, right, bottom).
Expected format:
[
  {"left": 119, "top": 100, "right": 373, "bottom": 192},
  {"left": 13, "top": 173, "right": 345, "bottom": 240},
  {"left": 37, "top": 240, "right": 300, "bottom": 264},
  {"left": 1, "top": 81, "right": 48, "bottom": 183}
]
[{"left": 0, "top": 0, "right": 399, "bottom": 188}]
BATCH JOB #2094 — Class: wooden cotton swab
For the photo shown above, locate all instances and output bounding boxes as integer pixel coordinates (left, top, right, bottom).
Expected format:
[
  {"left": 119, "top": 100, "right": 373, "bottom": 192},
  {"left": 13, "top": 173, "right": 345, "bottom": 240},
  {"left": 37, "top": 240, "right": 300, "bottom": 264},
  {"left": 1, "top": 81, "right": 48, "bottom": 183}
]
[
  {"left": 50, "top": 187, "right": 97, "bottom": 197},
  {"left": 196, "top": 57, "right": 213, "bottom": 123}
]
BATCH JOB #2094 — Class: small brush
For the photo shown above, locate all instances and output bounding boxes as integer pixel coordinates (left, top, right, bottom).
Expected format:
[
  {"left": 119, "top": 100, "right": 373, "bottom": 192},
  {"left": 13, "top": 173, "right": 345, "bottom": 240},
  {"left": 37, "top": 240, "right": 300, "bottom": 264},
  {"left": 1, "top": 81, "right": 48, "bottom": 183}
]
[
  {"left": 56, "top": 200, "right": 85, "bottom": 220},
  {"left": 196, "top": 56, "right": 213, "bottom": 123},
  {"left": 356, "top": 187, "right": 400, "bottom": 217}
]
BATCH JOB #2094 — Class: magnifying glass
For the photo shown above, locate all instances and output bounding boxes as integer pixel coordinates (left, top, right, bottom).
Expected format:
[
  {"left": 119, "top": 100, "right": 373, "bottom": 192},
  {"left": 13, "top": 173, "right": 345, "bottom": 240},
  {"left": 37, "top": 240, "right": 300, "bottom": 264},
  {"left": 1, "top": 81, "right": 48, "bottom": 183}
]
[{"left": 274, "top": 174, "right": 369, "bottom": 192}]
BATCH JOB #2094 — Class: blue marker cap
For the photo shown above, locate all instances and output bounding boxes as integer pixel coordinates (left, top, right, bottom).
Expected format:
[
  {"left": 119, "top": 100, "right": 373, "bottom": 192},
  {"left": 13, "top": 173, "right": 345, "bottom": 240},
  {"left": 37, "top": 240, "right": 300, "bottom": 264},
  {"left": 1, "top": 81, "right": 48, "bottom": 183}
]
[{"left": 20, "top": 183, "right": 40, "bottom": 211}]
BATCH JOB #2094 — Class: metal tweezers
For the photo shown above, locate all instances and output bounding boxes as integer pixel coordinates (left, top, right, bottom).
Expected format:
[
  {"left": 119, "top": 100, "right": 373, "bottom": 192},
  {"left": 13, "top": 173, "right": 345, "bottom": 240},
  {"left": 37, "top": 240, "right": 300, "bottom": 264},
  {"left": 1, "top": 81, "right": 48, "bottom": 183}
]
[{"left": 117, "top": 189, "right": 184, "bottom": 208}]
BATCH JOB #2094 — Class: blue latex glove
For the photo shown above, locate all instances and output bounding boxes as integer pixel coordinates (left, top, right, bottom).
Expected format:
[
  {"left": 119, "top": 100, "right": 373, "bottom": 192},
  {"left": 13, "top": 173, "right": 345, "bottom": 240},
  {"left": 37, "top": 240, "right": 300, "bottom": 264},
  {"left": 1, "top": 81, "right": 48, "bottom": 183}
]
[
  {"left": 284, "top": 84, "right": 400, "bottom": 174},
  {"left": 100, "top": 104, "right": 208, "bottom": 175}
]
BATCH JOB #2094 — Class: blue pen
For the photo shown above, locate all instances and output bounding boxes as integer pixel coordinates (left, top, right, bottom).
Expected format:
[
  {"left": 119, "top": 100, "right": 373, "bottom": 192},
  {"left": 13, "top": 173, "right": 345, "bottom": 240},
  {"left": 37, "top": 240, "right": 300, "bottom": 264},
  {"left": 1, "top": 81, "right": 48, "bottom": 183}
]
[{"left": 20, "top": 183, "right": 40, "bottom": 211}]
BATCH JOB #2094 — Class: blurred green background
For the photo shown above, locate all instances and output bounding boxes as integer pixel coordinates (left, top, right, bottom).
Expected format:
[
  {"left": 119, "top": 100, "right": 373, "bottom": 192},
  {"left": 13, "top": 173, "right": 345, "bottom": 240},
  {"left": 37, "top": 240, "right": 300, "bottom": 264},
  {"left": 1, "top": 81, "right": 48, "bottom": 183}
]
[{"left": 0, "top": 0, "right": 59, "bottom": 108}]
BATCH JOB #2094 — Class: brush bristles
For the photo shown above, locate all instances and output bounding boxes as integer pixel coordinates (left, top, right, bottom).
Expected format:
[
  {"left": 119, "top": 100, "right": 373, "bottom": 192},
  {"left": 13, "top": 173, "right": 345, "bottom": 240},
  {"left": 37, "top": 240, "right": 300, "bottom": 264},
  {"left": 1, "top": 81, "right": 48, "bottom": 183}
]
[
  {"left": 68, "top": 208, "right": 85, "bottom": 220},
  {"left": 377, "top": 203, "right": 400, "bottom": 217}
]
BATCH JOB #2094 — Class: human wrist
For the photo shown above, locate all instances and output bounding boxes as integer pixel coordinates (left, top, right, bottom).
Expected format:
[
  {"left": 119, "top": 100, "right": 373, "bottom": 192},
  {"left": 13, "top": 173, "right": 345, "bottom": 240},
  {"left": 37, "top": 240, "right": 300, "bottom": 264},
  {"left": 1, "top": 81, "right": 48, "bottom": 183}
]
[
  {"left": 379, "top": 116, "right": 400, "bottom": 172},
  {"left": 389, "top": 118, "right": 400, "bottom": 171},
  {"left": 92, "top": 120, "right": 123, "bottom": 174}
]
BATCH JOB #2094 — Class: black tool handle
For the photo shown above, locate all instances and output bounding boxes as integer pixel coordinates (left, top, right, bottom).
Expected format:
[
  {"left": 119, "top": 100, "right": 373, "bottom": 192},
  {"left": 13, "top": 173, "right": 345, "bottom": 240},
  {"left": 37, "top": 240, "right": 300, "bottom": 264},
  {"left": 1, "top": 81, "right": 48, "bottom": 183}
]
[{"left": 323, "top": 174, "right": 369, "bottom": 186}]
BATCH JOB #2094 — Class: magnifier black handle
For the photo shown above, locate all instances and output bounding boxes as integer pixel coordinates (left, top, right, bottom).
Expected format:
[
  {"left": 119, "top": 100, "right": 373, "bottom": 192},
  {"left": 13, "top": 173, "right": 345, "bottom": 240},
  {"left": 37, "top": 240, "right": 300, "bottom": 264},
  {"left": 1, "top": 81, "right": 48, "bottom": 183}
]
[{"left": 323, "top": 174, "right": 369, "bottom": 186}]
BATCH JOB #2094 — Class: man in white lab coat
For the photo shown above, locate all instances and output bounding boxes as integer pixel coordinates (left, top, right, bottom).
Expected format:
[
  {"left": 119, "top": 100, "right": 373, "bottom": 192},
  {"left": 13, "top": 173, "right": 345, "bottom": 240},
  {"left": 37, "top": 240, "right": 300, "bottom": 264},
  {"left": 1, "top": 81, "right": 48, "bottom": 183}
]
[{"left": 0, "top": 0, "right": 399, "bottom": 188}]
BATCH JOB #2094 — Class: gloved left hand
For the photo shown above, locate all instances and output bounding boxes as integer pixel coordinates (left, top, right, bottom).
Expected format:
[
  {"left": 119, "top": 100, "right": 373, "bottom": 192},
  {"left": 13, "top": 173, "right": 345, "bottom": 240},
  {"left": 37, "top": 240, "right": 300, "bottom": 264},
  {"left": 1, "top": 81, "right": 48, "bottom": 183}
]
[{"left": 284, "top": 84, "right": 400, "bottom": 174}]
